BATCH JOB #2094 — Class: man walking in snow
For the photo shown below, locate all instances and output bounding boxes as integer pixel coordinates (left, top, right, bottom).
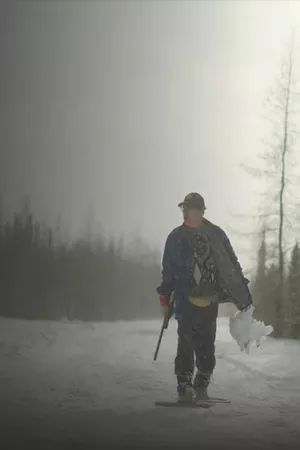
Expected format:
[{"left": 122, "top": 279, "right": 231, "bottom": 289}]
[{"left": 157, "top": 193, "right": 252, "bottom": 403}]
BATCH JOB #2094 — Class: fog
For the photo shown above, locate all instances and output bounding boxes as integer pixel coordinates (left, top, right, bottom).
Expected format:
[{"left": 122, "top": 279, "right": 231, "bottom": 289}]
[
  {"left": 1, "top": 1, "right": 300, "bottom": 272},
  {"left": 2, "top": 3, "right": 300, "bottom": 448}
]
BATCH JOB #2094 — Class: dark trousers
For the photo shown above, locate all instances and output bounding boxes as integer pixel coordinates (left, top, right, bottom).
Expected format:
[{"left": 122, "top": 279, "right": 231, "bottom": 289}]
[{"left": 175, "top": 302, "right": 218, "bottom": 391}]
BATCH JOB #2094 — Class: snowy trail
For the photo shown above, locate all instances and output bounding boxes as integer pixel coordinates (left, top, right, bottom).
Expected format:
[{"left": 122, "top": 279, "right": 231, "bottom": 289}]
[{"left": 0, "top": 316, "right": 300, "bottom": 449}]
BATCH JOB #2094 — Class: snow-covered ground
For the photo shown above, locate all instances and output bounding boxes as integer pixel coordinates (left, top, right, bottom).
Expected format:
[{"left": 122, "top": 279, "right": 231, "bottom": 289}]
[{"left": 1, "top": 316, "right": 300, "bottom": 449}]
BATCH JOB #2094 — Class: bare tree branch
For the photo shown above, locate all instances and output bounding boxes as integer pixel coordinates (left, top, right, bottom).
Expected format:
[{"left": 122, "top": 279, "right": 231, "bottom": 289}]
[
  {"left": 240, "top": 162, "right": 278, "bottom": 178},
  {"left": 235, "top": 29, "right": 300, "bottom": 335}
]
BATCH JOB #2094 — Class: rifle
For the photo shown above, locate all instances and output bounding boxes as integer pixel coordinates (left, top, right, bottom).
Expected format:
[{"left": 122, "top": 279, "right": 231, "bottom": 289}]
[{"left": 153, "top": 297, "right": 175, "bottom": 361}]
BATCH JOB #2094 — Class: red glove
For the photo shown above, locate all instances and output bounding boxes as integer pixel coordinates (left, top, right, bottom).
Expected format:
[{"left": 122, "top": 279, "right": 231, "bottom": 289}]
[
  {"left": 159, "top": 295, "right": 170, "bottom": 316},
  {"left": 159, "top": 295, "right": 170, "bottom": 307}
]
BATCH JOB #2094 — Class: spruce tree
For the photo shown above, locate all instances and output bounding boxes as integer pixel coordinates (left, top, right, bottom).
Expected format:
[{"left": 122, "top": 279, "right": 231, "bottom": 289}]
[{"left": 286, "top": 242, "right": 300, "bottom": 338}]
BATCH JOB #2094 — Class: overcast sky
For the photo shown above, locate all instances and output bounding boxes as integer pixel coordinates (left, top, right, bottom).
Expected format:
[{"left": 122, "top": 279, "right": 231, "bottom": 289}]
[{"left": 1, "top": 1, "right": 300, "bottom": 270}]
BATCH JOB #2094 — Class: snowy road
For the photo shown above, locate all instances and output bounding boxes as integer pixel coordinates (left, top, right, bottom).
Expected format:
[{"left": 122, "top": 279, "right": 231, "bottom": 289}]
[{"left": 1, "top": 316, "right": 300, "bottom": 449}]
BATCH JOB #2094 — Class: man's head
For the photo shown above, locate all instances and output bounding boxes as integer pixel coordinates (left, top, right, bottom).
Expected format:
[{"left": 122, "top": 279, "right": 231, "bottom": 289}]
[{"left": 178, "top": 192, "right": 206, "bottom": 228}]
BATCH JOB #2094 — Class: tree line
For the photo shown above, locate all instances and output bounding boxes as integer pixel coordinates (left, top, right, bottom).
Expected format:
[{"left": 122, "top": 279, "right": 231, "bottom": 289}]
[
  {"left": 252, "top": 228, "right": 300, "bottom": 339},
  {"left": 2, "top": 197, "right": 300, "bottom": 333},
  {"left": 0, "top": 202, "right": 161, "bottom": 322}
]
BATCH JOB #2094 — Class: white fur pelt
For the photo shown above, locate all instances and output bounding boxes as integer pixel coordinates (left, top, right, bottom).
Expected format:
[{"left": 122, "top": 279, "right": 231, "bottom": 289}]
[{"left": 229, "top": 305, "right": 273, "bottom": 354}]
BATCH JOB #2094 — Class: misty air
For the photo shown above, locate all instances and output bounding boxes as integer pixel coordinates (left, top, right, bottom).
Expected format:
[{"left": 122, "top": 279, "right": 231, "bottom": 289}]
[{"left": 1, "top": 2, "right": 300, "bottom": 450}]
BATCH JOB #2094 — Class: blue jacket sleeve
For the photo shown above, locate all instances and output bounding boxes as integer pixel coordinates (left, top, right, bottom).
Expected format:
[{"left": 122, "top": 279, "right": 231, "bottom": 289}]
[
  {"left": 220, "top": 230, "right": 249, "bottom": 283},
  {"left": 219, "top": 229, "right": 253, "bottom": 306},
  {"left": 156, "top": 233, "right": 175, "bottom": 297}
]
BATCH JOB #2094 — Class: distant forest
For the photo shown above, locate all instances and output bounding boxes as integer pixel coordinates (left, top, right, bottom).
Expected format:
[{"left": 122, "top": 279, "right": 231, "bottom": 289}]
[
  {"left": 0, "top": 201, "right": 162, "bottom": 321},
  {"left": 2, "top": 200, "right": 299, "bottom": 338},
  {"left": 251, "top": 230, "right": 300, "bottom": 339}
]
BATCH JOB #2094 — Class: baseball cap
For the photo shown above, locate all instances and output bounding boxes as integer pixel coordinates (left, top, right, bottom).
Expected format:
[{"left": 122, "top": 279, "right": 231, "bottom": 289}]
[{"left": 178, "top": 192, "right": 206, "bottom": 210}]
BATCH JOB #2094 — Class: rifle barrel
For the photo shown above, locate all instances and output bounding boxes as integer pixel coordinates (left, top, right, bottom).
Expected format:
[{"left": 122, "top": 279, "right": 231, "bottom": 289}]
[
  {"left": 153, "top": 318, "right": 166, "bottom": 361},
  {"left": 153, "top": 298, "right": 174, "bottom": 361}
]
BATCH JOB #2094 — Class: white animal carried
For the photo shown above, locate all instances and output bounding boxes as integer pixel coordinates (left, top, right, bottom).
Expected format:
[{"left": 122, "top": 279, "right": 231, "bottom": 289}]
[{"left": 229, "top": 305, "right": 273, "bottom": 354}]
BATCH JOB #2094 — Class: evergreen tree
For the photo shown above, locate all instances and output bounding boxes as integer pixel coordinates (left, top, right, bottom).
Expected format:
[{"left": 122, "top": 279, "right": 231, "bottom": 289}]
[
  {"left": 252, "top": 227, "right": 267, "bottom": 320},
  {"left": 285, "top": 242, "right": 300, "bottom": 338},
  {"left": 252, "top": 226, "right": 278, "bottom": 328}
]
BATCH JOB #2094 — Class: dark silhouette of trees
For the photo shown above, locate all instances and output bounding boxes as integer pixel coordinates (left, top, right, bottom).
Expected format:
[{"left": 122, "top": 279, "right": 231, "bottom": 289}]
[{"left": 0, "top": 199, "right": 161, "bottom": 322}]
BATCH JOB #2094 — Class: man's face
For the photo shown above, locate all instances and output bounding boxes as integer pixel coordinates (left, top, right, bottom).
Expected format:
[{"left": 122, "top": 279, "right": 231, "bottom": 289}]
[{"left": 183, "top": 206, "right": 205, "bottom": 225}]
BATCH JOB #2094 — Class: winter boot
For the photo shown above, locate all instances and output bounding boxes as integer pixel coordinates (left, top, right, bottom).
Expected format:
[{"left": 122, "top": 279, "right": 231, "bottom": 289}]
[
  {"left": 194, "top": 386, "right": 209, "bottom": 402},
  {"left": 194, "top": 371, "right": 211, "bottom": 402},
  {"left": 177, "top": 383, "right": 194, "bottom": 403}
]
